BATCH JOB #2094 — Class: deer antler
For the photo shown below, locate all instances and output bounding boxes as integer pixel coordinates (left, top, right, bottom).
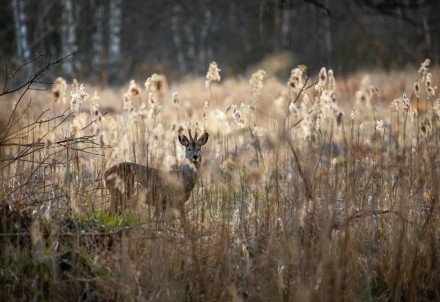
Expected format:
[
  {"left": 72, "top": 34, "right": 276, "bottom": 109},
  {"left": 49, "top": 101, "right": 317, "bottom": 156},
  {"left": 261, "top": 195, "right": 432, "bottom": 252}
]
[
  {"left": 188, "top": 129, "right": 194, "bottom": 141},
  {"left": 194, "top": 129, "right": 199, "bottom": 141}
]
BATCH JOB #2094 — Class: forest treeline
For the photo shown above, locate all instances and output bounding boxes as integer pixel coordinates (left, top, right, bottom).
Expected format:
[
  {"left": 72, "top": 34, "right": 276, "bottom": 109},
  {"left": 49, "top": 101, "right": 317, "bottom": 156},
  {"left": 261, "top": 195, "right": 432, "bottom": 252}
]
[{"left": 1, "top": 0, "right": 439, "bottom": 83}]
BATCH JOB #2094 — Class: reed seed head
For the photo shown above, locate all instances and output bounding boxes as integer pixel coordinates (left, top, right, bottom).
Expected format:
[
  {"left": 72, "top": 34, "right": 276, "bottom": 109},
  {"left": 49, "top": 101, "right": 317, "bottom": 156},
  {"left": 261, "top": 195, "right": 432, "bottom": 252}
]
[
  {"left": 288, "top": 65, "right": 306, "bottom": 90},
  {"left": 128, "top": 80, "right": 141, "bottom": 96},
  {"left": 376, "top": 120, "right": 385, "bottom": 136},
  {"left": 205, "top": 61, "right": 221, "bottom": 88},
  {"left": 425, "top": 73, "right": 436, "bottom": 97},
  {"left": 52, "top": 77, "right": 67, "bottom": 104},
  {"left": 70, "top": 83, "right": 89, "bottom": 112},
  {"left": 414, "top": 82, "right": 420, "bottom": 97},
  {"left": 172, "top": 92, "right": 181, "bottom": 108},
  {"left": 250, "top": 69, "right": 266, "bottom": 98},
  {"left": 418, "top": 58, "right": 430, "bottom": 81},
  {"left": 145, "top": 74, "right": 168, "bottom": 100},
  {"left": 319, "top": 67, "right": 327, "bottom": 88},
  {"left": 402, "top": 93, "right": 411, "bottom": 112},
  {"left": 433, "top": 99, "right": 440, "bottom": 118},
  {"left": 328, "top": 69, "right": 336, "bottom": 91}
]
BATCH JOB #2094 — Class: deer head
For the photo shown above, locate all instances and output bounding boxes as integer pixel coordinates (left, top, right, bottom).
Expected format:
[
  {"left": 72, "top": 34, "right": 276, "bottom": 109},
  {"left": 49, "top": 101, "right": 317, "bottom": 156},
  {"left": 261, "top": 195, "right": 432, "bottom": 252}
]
[{"left": 178, "top": 129, "right": 209, "bottom": 167}]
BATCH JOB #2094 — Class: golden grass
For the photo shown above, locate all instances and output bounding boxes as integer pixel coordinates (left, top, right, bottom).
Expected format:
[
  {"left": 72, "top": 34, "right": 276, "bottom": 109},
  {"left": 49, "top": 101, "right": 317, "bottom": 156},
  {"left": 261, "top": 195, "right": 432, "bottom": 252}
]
[{"left": 1, "top": 62, "right": 439, "bottom": 301}]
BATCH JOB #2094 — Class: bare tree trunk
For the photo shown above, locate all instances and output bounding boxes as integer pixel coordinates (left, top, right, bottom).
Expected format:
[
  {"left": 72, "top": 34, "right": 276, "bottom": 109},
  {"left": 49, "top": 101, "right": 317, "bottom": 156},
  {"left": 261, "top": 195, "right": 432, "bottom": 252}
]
[
  {"left": 232, "top": 3, "right": 251, "bottom": 55},
  {"left": 259, "top": 0, "right": 266, "bottom": 37},
  {"left": 259, "top": 0, "right": 276, "bottom": 53},
  {"left": 422, "top": 15, "right": 431, "bottom": 50},
  {"left": 321, "top": 0, "right": 332, "bottom": 67},
  {"left": 61, "top": 0, "right": 77, "bottom": 76},
  {"left": 207, "top": 10, "right": 217, "bottom": 64},
  {"left": 184, "top": 23, "right": 196, "bottom": 72},
  {"left": 11, "top": 0, "right": 31, "bottom": 63},
  {"left": 92, "top": 3, "right": 104, "bottom": 76},
  {"left": 171, "top": 5, "right": 187, "bottom": 72},
  {"left": 108, "top": 0, "right": 122, "bottom": 63},
  {"left": 280, "top": 3, "right": 291, "bottom": 50},
  {"left": 199, "top": 0, "right": 213, "bottom": 72}
]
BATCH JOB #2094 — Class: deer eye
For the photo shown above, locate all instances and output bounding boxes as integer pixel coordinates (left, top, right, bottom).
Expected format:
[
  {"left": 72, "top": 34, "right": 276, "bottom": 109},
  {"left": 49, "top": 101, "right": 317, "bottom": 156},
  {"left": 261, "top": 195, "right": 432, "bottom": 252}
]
[
  {"left": 187, "top": 148, "right": 191, "bottom": 151},
  {"left": 197, "top": 147, "right": 201, "bottom": 151}
]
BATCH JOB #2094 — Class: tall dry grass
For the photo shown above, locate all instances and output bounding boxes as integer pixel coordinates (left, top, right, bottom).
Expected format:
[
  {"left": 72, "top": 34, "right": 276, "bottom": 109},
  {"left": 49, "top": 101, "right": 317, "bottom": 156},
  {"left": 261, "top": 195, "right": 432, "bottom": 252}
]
[{"left": 1, "top": 60, "right": 439, "bottom": 301}]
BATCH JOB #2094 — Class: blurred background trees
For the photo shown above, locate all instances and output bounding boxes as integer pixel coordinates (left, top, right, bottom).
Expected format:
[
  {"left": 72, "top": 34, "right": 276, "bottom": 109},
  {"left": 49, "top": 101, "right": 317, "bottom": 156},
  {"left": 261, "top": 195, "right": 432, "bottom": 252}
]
[{"left": 0, "top": 0, "right": 438, "bottom": 84}]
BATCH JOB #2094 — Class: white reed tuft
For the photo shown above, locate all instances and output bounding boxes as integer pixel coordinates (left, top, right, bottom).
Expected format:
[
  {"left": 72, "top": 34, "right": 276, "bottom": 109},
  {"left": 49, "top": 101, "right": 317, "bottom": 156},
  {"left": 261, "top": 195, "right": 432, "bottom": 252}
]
[
  {"left": 249, "top": 69, "right": 266, "bottom": 98},
  {"left": 205, "top": 61, "right": 221, "bottom": 88},
  {"left": 70, "top": 83, "right": 89, "bottom": 112}
]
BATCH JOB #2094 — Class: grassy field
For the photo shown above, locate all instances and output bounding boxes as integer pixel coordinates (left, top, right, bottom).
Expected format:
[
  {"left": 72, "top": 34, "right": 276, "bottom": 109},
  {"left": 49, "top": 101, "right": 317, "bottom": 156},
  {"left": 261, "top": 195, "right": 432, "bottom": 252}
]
[{"left": 1, "top": 60, "right": 439, "bottom": 301}]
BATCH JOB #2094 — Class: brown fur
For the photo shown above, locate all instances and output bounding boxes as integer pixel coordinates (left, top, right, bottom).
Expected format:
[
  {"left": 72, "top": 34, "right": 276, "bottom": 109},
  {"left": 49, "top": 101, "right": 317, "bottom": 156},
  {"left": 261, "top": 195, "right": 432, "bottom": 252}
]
[{"left": 104, "top": 130, "right": 209, "bottom": 218}]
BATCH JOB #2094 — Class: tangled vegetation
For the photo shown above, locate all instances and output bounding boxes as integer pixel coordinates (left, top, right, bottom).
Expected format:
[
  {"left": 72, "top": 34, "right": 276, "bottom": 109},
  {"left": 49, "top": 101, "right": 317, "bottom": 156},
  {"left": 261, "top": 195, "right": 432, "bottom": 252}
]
[{"left": 1, "top": 56, "right": 439, "bottom": 301}]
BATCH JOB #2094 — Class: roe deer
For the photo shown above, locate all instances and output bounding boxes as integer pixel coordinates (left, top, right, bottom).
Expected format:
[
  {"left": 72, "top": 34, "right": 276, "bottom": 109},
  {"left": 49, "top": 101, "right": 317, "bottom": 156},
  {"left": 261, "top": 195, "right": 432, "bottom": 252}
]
[{"left": 104, "top": 129, "right": 209, "bottom": 221}]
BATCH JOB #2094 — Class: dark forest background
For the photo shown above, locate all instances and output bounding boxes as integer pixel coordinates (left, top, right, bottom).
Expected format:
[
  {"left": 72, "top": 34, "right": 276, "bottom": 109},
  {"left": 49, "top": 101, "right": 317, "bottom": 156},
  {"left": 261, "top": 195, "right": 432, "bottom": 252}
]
[{"left": 1, "top": 0, "right": 439, "bottom": 84}]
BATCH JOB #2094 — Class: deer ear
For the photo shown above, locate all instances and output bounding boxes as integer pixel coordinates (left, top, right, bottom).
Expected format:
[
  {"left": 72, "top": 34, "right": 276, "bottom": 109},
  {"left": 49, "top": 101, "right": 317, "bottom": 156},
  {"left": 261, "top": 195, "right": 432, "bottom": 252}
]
[
  {"left": 179, "top": 134, "right": 190, "bottom": 147},
  {"left": 197, "top": 132, "right": 209, "bottom": 146}
]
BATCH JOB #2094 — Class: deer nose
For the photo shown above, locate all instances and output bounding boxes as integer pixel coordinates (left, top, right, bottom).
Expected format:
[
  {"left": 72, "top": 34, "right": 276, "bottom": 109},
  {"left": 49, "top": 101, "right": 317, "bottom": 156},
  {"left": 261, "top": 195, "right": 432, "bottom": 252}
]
[{"left": 192, "top": 155, "right": 199, "bottom": 161}]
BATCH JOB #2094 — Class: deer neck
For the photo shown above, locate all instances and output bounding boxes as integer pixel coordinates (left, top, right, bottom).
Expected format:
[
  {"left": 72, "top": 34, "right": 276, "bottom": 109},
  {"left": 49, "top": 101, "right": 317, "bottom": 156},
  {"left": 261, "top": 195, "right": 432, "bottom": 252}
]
[{"left": 180, "top": 162, "right": 199, "bottom": 191}]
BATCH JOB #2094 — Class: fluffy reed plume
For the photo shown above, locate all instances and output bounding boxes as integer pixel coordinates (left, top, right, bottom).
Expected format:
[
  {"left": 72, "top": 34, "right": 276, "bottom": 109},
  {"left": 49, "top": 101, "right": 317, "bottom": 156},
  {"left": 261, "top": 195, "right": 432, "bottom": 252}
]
[
  {"left": 313, "top": 82, "right": 342, "bottom": 133},
  {"left": 315, "top": 80, "right": 323, "bottom": 95},
  {"left": 128, "top": 79, "right": 141, "bottom": 96},
  {"left": 433, "top": 98, "right": 440, "bottom": 118},
  {"left": 145, "top": 73, "right": 168, "bottom": 101},
  {"left": 89, "top": 92, "right": 102, "bottom": 135},
  {"left": 70, "top": 82, "right": 89, "bottom": 112},
  {"left": 414, "top": 81, "right": 420, "bottom": 98},
  {"left": 301, "top": 93, "right": 310, "bottom": 109},
  {"left": 401, "top": 92, "right": 411, "bottom": 112},
  {"left": 249, "top": 69, "right": 266, "bottom": 98},
  {"left": 375, "top": 119, "right": 385, "bottom": 136},
  {"left": 318, "top": 90, "right": 342, "bottom": 126},
  {"left": 391, "top": 92, "right": 417, "bottom": 123},
  {"left": 355, "top": 86, "right": 378, "bottom": 107},
  {"left": 122, "top": 93, "right": 135, "bottom": 113},
  {"left": 315, "top": 113, "right": 321, "bottom": 132},
  {"left": 336, "top": 110, "right": 343, "bottom": 126},
  {"left": 142, "top": 75, "right": 165, "bottom": 125},
  {"left": 172, "top": 91, "right": 181, "bottom": 108},
  {"left": 52, "top": 77, "right": 67, "bottom": 104},
  {"left": 327, "top": 69, "right": 336, "bottom": 91},
  {"left": 147, "top": 91, "right": 157, "bottom": 106},
  {"left": 319, "top": 67, "right": 327, "bottom": 88},
  {"left": 288, "top": 65, "right": 306, "bottom": 87},
  {"left": 350, "top": 79, "right": 379, "bottom": 132},
  {"left": 170, "top": 92, "right": 181, "bottom": 122},
  {"left": 425, "top": 73, "right": 437, "bottom": 97},
  {"left": 205, "top": 61, "right": 221, "bottom": 89},
  {"left": 203, "top": 100, "right": 209, "bottom": 119},
  {"left": 420, "top": 116, "right": 432, "bottom": 136},
  {"left": 126, "top": 80, "right": 142, "bottom": 107},
  {"left": 351, "top": 106, "right": 358, "bottom": 120},
  {"left": 301, "top": 108, "right": 314, "bottom": 139},
  {"left": 418, "top": 58, "right": 430, "bottom": 81},
  {"left": 288, "top": 98, "right": 299, "bottom": 118},
  {"left": 226, "top": 104, "right": 245, "bottom": 127}
]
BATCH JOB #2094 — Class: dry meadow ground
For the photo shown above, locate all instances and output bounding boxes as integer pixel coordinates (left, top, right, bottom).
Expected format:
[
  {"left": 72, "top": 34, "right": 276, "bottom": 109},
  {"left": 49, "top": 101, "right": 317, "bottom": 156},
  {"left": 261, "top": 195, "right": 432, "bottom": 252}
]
[{"left": 1, "top": 60, "right": 440, "bottom": 301}]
